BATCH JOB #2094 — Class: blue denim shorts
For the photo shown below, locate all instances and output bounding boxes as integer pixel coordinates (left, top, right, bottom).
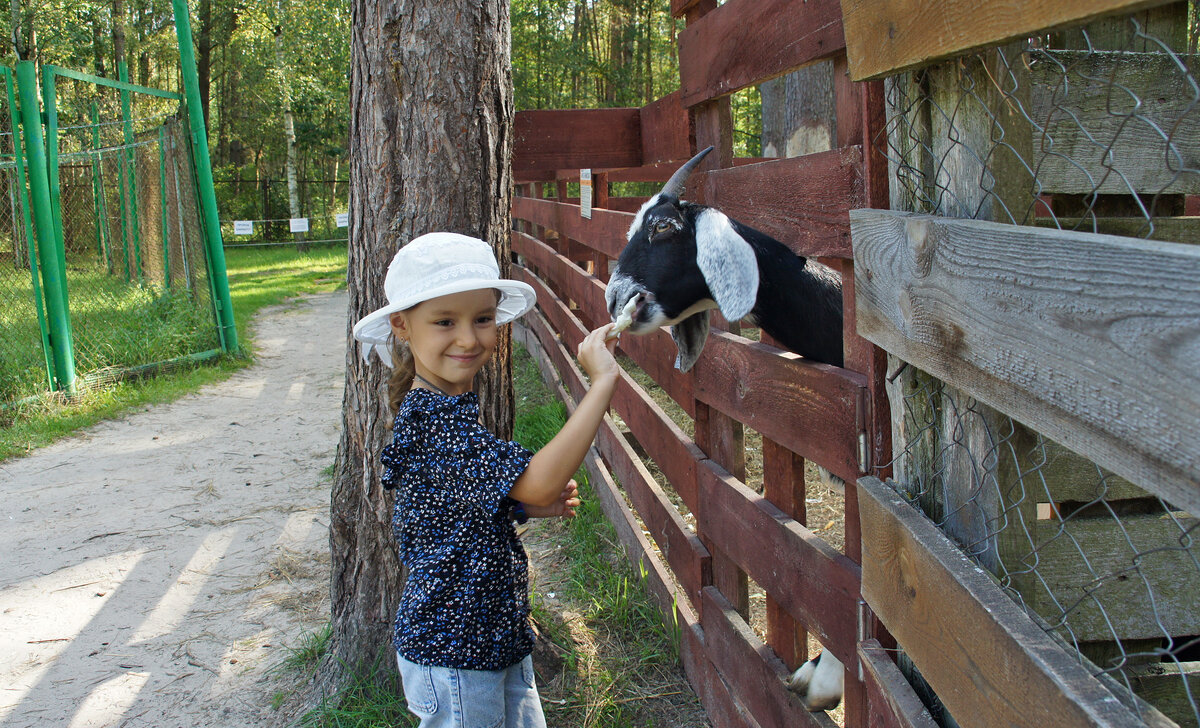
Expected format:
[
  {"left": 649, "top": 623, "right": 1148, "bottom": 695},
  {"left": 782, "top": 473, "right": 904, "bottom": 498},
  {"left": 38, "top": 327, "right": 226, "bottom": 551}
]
[{"left": 397, "top": 652, "right": 547, "bottom": 728}]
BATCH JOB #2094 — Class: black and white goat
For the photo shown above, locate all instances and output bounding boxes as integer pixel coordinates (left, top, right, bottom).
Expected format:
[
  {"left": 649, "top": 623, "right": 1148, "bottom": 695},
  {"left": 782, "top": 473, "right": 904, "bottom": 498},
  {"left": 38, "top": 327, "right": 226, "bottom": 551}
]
[
  {"left": 604, "top": 147, "right": 846, "bottom": 711},
  {"left": 604, "top": 146, "right": 843, "bottom": 373}
]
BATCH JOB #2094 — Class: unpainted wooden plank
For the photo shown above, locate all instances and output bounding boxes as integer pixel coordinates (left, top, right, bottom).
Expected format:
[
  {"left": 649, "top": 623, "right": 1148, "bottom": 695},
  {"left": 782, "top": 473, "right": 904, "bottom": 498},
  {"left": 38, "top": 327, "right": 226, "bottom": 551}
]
[
  {"left": 1034, "top": 216, "right": 1200, "bottom": 247},
  {"left": 1029, "top": 50, "right": 1200, "bottom": 195},
  {"left": 698, "top": 460, "right": 861, "bottom": 665},
  {"left": 851, "top": 209, "right": 1200, "bottom": 518},
  {"left": 1021, "top": 511, "right": 1200, "bottom": 642},
  {"left": 858, "top": 639, "right": 939, "bottom": 728},
  {"left": 678, "top": 0, "right": 845, "bottom": 108},
  {"left": 702, "top": 149, "right": 864, "bottom": 260},
  {"left": 857, "top": 476, "right": 1153, "bottom": 726},
  {"left": 513, "top": 108, "right": 642, "bottom": 173},
  {"left": 1127, "top": 661, "right": 1200, "bottom": 728},
  {"left": 701, "top": 587, "right": 832, "bottom": 728},
  {"left": 839, "top": 0, "right": 1171, "bottom": 81}
]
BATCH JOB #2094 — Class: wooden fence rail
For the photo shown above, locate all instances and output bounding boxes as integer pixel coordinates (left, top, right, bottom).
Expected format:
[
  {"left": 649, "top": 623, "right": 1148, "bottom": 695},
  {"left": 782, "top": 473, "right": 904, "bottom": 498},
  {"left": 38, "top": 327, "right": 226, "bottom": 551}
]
[{"left": 510, "top": 2, "right": 1198, "bottom": 727}]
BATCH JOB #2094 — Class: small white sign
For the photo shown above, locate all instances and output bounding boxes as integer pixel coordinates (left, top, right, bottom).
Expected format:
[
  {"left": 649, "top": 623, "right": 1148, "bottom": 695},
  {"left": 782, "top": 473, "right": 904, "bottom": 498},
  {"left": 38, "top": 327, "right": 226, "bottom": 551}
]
[
  {"left": 289, "top": 217, "right": 310, "bottom": 233},
  {"left": 335, "top": 212, "right": 349, "bottom": 228},
  {"left": 580, "top": 169, "right": 592, "bottom": 220},
  {"left": 233, "top": 220, "right": 254, "bottom": 235}
]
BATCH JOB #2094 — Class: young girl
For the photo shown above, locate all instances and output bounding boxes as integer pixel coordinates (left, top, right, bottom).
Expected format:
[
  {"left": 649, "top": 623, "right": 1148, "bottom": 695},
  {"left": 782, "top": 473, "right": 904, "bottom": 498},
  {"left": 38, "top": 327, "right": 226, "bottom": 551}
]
[{"left": 352, "top": 232, "right": 620, "bottom": 728}]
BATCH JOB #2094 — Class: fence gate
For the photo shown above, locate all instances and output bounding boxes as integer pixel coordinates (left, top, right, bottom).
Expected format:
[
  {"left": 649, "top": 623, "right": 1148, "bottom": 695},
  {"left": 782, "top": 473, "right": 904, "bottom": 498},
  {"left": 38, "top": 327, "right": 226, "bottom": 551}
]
[
  {"left": 1, "top": 27, "right": 234, "bottom": 410},
  {"left": 511, "top": 1, "right": 1199, "bottom": 727}
]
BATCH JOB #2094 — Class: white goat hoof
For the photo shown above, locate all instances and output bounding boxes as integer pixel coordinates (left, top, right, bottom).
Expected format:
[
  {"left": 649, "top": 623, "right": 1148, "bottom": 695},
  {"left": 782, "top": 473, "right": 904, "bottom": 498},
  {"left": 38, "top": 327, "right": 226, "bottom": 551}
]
[{"left": 786, "top": 649, "right": 844, "bottom": 712}]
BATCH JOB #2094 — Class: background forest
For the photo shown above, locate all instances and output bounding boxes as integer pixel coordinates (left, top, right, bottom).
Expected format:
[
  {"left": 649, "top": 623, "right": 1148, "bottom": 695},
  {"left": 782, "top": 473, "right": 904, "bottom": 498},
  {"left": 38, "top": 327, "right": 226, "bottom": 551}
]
[{"left": 3, "top": 0, "right": 763, "bottom": 231}]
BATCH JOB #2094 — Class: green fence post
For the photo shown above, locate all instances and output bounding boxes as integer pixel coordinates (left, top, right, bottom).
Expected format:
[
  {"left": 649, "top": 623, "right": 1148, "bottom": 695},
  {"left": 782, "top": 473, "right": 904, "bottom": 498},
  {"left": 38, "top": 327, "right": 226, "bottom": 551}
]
[
  {"left": 159, "top": 125, "right": 170, "bottom": 286},
  {"left": 118, "top": 61, "right": 143, "bottom": 283},
  {"left": 17, "top": 61, "right": 75, "bottom": 394},
  {"left": 5, "top": 65, "right": 53, "bottom": 389},
  {"left": 38, "top": 68, "right": 69, "bottom": 288},
  {"left": 172, "top": 0, "right": 237, "bottom": 352}
]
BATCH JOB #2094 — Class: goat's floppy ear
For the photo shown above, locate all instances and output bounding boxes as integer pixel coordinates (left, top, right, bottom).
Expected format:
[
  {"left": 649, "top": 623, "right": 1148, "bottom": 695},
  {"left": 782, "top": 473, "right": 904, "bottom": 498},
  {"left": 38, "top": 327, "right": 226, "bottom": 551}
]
[
  {"left": 671, "top": 311, "right": 710, "bottom": 373},
  {"left": 694, "top": 209, "right": 758, "bottom": 322}
]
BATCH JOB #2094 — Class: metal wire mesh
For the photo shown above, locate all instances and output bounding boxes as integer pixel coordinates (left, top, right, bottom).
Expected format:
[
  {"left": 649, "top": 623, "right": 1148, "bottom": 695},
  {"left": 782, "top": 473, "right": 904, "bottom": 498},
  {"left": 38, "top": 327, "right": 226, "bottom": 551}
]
[
  {"left": 0, "top": 72, "right": 43, "bottom": 405},
  {"left": 214, "top": 178, "right": 350, "bottom": 247},
  {"left": 0, "top": 70, "right": 219, "bottom": 407},
  {"left": 875, "top": 8, "right": 1199, "bottom": 726}
]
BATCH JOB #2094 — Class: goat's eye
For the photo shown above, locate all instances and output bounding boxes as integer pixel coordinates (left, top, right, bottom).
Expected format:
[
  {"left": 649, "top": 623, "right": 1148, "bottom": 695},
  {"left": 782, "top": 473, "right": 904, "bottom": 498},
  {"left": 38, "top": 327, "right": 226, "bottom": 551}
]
[{"left": 652, "top": 220, "right": 672, "bottom": 234}]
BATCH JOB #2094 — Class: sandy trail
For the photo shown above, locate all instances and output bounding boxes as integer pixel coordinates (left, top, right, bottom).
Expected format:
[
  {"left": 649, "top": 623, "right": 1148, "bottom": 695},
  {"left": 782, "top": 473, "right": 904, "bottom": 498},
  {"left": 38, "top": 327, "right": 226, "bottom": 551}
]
[{"left": 0, "top": 291, "right": 345, "bottom": 728}]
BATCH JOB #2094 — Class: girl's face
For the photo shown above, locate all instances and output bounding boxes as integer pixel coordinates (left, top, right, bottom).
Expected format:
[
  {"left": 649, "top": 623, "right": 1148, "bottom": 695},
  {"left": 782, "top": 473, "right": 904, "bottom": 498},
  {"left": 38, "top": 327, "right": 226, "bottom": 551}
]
[{"left": 390, "top": 288, "right": 499, "bottom": 395}]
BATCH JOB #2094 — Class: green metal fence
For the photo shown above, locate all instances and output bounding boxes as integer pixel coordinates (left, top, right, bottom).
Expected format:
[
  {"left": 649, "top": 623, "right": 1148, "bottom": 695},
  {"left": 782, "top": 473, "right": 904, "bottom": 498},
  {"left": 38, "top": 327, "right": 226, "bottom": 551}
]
[{"left": 1, "top": 29, "right": 235, "bottom": 408}]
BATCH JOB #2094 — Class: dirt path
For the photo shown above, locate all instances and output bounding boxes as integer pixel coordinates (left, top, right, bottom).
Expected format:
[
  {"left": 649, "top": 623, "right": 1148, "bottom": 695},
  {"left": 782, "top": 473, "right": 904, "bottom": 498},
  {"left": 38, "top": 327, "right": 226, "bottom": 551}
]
[{"left": 0, "top": 291, "right": 344, "bottom": 728}]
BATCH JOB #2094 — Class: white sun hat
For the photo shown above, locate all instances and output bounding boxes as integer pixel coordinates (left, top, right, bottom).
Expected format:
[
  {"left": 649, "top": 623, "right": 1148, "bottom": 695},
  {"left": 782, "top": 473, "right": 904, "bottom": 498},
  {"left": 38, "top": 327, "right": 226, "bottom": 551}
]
[{"left": 352, "top": 232, "right": 538, "bottom": 366}]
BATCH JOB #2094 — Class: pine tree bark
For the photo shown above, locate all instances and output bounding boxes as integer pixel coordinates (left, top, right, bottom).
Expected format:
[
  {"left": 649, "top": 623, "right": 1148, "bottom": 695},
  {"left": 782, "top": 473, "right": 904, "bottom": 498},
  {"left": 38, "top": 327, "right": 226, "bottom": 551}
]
[{"left": 322, "top": 0, "right": 514, "bottom": 693}]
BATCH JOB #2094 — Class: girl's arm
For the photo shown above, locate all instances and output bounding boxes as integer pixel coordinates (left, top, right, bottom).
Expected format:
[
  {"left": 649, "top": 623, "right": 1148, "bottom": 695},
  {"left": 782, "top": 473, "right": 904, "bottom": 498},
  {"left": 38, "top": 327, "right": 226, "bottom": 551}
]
[{"left": 509, "top": 324, "right": 620, "bottom": 507}]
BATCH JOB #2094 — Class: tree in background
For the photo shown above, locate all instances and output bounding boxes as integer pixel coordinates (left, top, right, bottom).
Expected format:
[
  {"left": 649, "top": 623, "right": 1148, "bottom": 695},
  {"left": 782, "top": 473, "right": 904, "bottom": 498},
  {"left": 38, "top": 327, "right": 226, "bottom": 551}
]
[{"left": 325, "top": 0, "right": 516, "bottom": 692}]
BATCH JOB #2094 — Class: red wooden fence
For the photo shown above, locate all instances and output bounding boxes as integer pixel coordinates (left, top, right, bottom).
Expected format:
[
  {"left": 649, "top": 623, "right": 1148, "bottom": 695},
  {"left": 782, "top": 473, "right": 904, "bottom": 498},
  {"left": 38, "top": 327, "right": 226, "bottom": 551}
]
[{"left": 509, "top": 1, "right": 909, "bottom": 725}]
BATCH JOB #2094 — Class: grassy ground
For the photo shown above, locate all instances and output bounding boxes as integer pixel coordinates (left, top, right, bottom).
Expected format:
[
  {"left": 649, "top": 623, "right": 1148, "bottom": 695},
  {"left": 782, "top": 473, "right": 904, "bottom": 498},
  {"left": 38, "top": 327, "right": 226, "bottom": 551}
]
[
  {"left": 0, "top": 243, "right": 347, "bottom": 461},
  {"left": 291, "top": 342, "right": 708, "bottom": 727}
]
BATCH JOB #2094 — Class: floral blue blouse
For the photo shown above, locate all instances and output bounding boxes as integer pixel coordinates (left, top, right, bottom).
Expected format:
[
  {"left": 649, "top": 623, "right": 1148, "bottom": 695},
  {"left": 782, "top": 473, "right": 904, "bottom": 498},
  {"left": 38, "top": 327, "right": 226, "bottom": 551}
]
[{"left": 380, "top": 387, "right": 535, "bottom": 671}]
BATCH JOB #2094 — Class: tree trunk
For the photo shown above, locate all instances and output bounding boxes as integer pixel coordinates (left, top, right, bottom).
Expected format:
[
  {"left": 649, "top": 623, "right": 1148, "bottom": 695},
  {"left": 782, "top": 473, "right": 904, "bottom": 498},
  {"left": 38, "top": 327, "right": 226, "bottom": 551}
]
[
  {"left": 112, "top": 0, "right": 126, "bottom": 72},
  {"left": 273, "top": 0, "right": 304, "bottom": 246},
  {"left": 760, "top": 61, "right": 835, "bottom": 159},
  {"left": 323, "top": 0, "right": 514, "bottom": 693},
  {"left": 198, "top": 0, "right": 212, "bottom": 130}
]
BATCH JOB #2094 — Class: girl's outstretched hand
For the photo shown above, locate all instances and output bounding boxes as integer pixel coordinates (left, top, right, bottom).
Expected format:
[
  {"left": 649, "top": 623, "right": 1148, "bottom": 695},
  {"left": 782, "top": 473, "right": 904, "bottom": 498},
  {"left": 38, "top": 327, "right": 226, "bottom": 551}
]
[
  {"left": 521, "top": 479, "right": 582, "bottom": 519},
  {"left": 578, "top": 323, "right": 620, "bottom": 387}
]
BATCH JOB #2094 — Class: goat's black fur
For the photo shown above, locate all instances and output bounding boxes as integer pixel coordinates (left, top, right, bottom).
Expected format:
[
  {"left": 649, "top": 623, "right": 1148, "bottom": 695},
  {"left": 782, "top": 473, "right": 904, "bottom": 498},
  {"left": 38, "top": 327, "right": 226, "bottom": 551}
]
[{"left": 727, "top": 214, "right": 844, "bottom": 367}]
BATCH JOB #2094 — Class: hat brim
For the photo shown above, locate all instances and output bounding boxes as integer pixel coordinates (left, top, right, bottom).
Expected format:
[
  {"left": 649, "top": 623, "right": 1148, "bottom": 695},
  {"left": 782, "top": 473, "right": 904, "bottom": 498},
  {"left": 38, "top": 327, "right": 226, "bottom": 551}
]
[{"left": 353, "top": 277, "right": 539, "bottom": 349}]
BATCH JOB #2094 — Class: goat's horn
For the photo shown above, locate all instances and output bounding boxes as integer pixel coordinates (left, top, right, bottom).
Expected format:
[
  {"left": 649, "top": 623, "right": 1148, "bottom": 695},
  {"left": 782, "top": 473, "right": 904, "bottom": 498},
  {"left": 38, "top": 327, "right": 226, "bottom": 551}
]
[{"left": 660, "top": 146, "right": 714, "bottom": 199}]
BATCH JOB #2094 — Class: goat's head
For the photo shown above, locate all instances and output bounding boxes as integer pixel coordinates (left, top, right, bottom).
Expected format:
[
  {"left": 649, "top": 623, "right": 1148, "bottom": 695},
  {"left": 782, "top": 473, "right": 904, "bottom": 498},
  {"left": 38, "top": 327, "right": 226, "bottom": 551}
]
[{"left": 605, "top": 146, "right": 759, "bottom": 372}]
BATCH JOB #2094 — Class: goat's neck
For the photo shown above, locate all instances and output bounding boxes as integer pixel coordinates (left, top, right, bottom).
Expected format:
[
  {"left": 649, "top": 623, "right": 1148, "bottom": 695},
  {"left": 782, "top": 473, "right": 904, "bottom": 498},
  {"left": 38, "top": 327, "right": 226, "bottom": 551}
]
[{"left": 747, "top": 234, "right": 844, "bottom": 367}]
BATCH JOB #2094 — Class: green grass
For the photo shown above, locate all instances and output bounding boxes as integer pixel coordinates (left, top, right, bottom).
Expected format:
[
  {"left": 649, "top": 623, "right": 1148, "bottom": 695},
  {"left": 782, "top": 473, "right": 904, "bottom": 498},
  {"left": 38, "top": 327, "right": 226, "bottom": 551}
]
[{"left": 0, "top": 243, "right": 347, "bottom": 461}]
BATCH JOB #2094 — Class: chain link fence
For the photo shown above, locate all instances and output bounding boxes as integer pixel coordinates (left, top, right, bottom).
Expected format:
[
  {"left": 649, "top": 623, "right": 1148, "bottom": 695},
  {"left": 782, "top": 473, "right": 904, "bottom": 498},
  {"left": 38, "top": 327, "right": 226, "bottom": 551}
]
[
  {"left": 214, "top": 177, "right": 348, "bottom": 247},
  {"left": 875, "top": 7, "right": 1198, "bottom": 726},
  {"left": 0, "top": 70, "right": 43, "bottom": 405},
  {"left": 0, "top": 68, "right": 221, "bottom": 409}
]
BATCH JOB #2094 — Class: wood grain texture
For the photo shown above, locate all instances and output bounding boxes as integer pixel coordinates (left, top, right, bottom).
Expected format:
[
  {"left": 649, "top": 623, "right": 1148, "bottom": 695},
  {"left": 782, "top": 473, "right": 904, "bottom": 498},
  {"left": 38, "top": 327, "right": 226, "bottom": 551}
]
[
  {"left": 839, "top": 0, "right": 1170, "bottom": 80},
  {"left": 699, "top": 460, "right": 861, "bottom": 665},
  {"left": 701, "top": 588, "right": 829, "bottom": 728},
  {"left": 513, "top": 108, "right": 642, "bottom": 174},
  {"left": 702, "top": 149, "right": 864, "bottom": 260},
  {"left": 851, "top": 209, "right": 1200, "bottom": 517},
  {"left": 858, "top": 640, "right": 939, "bottom": 728},
  {"left": 678, "top": 0, "right": 846, "bottom": 107},
  {"left": 857, "top": 477, "right": 1151, "bottom": 727},
  {"left": 1029, "top": 50, "right": 1200, "bottom": 195}
]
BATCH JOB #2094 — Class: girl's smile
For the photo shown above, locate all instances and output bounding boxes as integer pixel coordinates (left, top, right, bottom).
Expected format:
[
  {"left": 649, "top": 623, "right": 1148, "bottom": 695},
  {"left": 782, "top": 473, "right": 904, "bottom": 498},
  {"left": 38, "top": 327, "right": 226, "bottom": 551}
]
[{"left": 390, "top": 288, "right": 501, "bottom": 395}]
